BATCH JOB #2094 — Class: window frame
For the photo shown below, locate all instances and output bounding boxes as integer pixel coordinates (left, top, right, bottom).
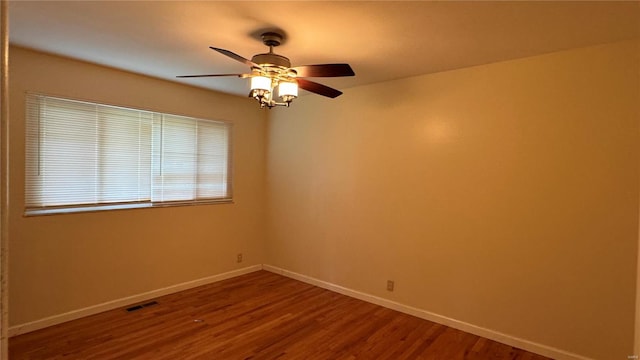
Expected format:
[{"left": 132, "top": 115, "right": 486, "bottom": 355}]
[{"left": 24, "top": 93, "right": 234, "bottom": 216}]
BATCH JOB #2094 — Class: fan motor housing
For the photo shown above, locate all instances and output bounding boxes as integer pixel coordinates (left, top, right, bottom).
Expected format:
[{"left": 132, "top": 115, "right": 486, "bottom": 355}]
[{"left": 252, "top": 53, "right": 291, "bottom": 68}]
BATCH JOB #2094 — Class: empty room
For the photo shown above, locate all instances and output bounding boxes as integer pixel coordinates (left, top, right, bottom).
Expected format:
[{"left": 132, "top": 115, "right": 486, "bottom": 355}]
[{"left": 1, "top": 1, "right": 639, "bottom": 360}]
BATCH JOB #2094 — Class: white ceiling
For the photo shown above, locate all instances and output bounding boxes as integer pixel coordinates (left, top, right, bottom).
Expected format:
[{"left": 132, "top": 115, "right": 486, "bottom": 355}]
[{"left": 8, "top": 1, "right": 640, "bottom": 97}]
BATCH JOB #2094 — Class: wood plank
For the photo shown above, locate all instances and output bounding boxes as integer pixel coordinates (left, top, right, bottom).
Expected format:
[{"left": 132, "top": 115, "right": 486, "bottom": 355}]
[{"left": 9, "top": 271, "right": 551, "bottom": 360}]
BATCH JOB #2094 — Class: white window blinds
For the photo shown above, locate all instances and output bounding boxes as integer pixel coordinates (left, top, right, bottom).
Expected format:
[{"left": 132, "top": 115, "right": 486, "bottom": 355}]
[
  {"left": 151, "top": 114, "right": 230, "bottom": 202},
  {"left": 25, "top": 94, "right": 232, "bottom": 214}
]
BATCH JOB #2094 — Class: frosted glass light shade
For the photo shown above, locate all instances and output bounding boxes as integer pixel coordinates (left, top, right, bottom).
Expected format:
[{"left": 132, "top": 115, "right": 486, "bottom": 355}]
[
  {"left": 278, "top": 81, "right": 298, "bottom": 98},
  {"left": 250, "top": 76, "right": 271, "bottom": 91}
]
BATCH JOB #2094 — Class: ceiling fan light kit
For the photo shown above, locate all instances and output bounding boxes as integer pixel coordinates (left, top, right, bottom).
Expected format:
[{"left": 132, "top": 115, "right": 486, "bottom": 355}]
[{"left": 177, "top": 31, "right": 354, "bottom": 109}]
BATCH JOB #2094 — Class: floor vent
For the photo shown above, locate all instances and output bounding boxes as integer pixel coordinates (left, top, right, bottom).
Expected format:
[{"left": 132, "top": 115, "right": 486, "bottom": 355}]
[{"left": 126, "top": 301, "right": 158, "bottom": 312}]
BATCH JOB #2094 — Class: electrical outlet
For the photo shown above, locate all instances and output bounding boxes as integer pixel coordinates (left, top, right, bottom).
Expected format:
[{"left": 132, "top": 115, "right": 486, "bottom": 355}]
[
  {"left": 237, "top": 253, "right": 243, "bottom": 263},
  {"left": 387, "top": 280, "right": 394, "bottom": 292}
]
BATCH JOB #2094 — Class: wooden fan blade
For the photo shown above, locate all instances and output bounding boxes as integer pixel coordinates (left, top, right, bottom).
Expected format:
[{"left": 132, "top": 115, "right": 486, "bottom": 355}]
[
  {"left": 176, "top": 74, "right": 249, "bottom": 78},
  {"left": 297, "top": 79, "right": 343, "bottom": 98},
  {"left": 292, "top": 64, "right": 354, "bottom": 77},
  {"left": 210, "top": 47, "right": 261, "bottom": 68}
]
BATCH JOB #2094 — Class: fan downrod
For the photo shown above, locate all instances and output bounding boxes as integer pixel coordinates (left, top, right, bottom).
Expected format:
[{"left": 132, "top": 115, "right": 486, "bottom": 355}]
[{"left": 252, "top": 31, "right": 290, "bottom": 68}]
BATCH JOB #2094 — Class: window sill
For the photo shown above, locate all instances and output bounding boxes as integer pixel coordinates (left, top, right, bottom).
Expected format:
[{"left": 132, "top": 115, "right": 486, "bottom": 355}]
[{"left": 24, "top": 199, "right": 234, "bottom": 216}]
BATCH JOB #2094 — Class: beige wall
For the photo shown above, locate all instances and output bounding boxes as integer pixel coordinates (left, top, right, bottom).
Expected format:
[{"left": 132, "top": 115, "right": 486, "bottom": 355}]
[
  {"left": 266, "top": 40, "right": 640, "bottom": 360},
  {"left": 8, "top": 41, "right": 640, "bottom": 360},
  {"left": 8, "top": 46, "right": 267, "bottom": 326}
]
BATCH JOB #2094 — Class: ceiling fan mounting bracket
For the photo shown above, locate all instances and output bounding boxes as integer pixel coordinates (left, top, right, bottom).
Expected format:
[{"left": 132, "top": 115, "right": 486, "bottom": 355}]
[{"left": 261, "top": 32, "right": 284, "bottom": 48}]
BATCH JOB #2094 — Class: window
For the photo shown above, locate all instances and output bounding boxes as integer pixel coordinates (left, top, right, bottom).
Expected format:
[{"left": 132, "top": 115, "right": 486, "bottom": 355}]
[{"left": 25, "top": 94, "right": 232, "bottom": 215}]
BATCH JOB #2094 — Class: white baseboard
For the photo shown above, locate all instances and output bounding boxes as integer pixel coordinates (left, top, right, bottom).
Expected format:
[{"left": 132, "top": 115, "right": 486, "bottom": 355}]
[
  {"left": 262, "top": 264, "right": 594, "bottom": 360},
  {"left": 8, "top": 263, "right": 597, "bottom": 360},
  {"left": 9, "top": 264, "right": 262, "bottom": 337}
]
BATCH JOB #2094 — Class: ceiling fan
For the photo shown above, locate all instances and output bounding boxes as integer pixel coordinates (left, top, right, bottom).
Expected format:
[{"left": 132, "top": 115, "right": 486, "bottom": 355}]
[{"left": 177, "top": 31, "right": 355, "bottom": 109}]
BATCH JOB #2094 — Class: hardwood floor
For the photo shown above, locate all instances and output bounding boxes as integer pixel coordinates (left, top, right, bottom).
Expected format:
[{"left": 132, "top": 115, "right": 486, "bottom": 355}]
[{"left": 10, "top": 270, "right": 551, "bottom": 359}]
